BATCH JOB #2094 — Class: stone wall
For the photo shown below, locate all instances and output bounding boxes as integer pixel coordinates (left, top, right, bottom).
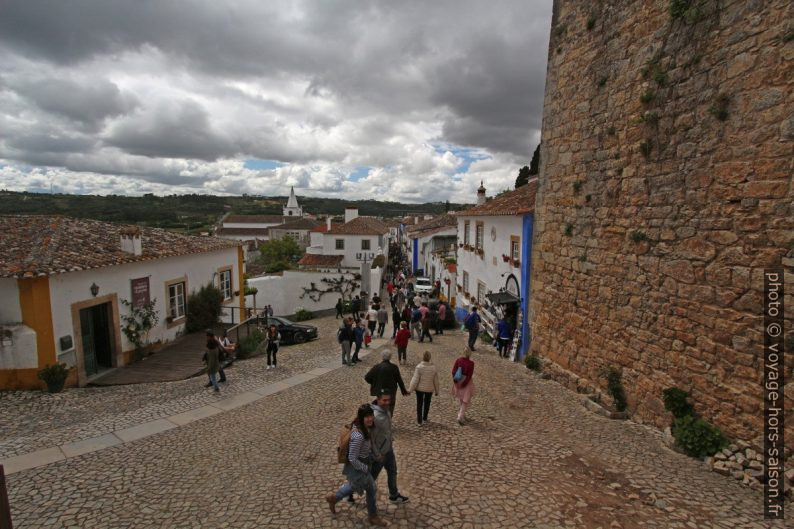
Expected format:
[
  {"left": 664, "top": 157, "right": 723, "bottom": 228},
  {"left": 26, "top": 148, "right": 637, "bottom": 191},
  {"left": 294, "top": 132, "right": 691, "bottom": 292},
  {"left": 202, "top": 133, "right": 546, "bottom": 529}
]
[{"left": 530, "top": 0, "right": 793, "bottom": 454}]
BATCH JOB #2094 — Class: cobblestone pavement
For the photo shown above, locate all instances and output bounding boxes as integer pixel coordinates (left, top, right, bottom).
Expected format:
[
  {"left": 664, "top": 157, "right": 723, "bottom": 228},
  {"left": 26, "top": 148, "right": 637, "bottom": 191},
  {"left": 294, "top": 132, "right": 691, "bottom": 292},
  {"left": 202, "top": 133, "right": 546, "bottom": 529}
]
[{"left": 5, "top": 327, "right": 790, "bottom": 528}]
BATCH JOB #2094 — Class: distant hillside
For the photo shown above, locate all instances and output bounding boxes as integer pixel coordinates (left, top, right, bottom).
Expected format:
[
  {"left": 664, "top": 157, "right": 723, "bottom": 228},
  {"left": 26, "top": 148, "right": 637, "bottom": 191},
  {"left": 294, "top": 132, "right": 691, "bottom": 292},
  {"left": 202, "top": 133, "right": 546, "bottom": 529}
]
[{"left": 0, "top": 191, "right": 468, "bottom": 234}]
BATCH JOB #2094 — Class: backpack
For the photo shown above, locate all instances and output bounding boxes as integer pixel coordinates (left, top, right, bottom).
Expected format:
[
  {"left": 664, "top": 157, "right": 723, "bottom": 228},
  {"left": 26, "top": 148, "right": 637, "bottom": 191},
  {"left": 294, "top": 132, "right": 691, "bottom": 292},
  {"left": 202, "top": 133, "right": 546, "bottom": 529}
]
[
  {"left": 464, "top": 313, "right": 478, "bottom": 330},
  {"left": 411, "top": 309, "right": 422, "bottom": 323},
  {"left": 337, "top": 421, "right": 355, "bottom": 464}
]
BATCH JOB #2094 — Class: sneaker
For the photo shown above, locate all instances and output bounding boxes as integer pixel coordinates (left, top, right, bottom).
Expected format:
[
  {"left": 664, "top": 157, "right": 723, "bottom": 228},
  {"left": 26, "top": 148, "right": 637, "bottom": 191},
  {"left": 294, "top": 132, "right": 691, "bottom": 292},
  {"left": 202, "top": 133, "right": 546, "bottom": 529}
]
[
  {"left": 347, "top": 494, "right": 355, "bottom": 504},
  {"left": 213, "top": 387, "right": 220, "bottom": 393},
  {"left": 266, "top": 365, "right": 271, "bottom": 370},
  {"left": 389, "top": 494, "right": 409, "bottom": 504},
  {"left": 205, "top": 382, "right": 212, "bottom": 388}
]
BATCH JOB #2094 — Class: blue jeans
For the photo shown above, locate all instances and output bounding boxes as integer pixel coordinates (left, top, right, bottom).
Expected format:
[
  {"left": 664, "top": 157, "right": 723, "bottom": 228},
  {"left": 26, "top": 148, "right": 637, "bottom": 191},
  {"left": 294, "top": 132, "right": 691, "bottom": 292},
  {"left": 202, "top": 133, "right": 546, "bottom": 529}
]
[
  {"left": 371, "top": 450, "right": 398, "bottom": 498},
  {"left": 468, "top": 329, "right": 478, "bottom": 350},
  {"left": 335, "top": 480, "right": 377, "bottom": 515},
  {"left": 207, "top": 372, "right": 219, "bottom": 390}
]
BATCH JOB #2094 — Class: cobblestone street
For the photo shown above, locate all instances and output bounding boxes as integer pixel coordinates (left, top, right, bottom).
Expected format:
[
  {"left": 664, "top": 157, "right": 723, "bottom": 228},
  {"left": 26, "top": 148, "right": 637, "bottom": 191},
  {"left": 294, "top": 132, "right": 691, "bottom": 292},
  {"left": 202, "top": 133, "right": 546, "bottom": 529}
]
[{"left": 3, "top": 316, "right": 789, "bottom": 528}]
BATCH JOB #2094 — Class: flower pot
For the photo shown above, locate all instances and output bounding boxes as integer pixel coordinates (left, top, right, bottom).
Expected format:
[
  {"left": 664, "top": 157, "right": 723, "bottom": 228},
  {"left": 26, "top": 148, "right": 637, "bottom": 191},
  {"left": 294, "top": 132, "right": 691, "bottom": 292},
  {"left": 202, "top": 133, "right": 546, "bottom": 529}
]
[{"left": 45, "top": 379, "right": 66, "bottom": 393}]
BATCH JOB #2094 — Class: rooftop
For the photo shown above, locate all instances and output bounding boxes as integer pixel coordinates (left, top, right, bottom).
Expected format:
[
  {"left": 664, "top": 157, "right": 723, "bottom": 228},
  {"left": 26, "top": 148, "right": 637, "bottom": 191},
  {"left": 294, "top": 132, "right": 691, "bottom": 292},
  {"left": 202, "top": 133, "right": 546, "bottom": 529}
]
[
  {"left": 297, "top": 254, "right": 344, "bottom": 267},
  {"left": 269, "top": 218, "right": 322, "bottom": 231},
  {"left": 455, "top": 179, "right": 538, "bottom": 217},
  {"left": 405, "top": 214, "right": 457, "bottom": 238},
  {"left": 223, "top": 214, "right": 285, "bottom": 224},
  {"left": 215, "top": 227, "right": 271, "bottom": 237},
  {"left": 1, "top": 215, "right": 239, "bottom": 279},
  {"left": 326, "top": 216, "right": 390, "bottom": 236}
]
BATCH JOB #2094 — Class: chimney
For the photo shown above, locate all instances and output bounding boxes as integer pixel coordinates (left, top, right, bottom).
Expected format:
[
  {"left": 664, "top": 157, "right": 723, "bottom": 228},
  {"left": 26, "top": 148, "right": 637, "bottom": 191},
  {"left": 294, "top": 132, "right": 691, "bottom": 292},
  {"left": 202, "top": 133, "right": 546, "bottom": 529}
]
[
  {"left": 326, "top": 216, "right": 332, "bottom": 230},
  {"left": 414, "top": 216, "right": 419, "bottom": 225},
  {"left": 477, "top": 181, "right": 486, "bottom": 206},
  {"left": 344, "top": 207, "right": 358, "bottom": 223},
  {"left": 120, "top": 226, "right": 142, "bottom": 256}
]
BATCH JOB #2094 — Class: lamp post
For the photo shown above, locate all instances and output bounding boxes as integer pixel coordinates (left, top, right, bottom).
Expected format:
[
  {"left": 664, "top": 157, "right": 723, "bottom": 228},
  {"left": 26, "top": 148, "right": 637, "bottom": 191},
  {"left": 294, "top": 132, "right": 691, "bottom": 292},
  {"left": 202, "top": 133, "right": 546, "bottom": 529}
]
[{"left": 356, "top": 250, "right": 374, "bottom": 308}]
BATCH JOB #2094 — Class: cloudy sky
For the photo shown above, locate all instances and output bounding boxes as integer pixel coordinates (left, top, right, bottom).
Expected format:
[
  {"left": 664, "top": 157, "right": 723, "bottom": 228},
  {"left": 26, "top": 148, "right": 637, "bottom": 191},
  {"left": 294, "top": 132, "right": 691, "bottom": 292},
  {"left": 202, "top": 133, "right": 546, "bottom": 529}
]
[{"left": 0, "top": 0, "right": 552, "bottom": 204}]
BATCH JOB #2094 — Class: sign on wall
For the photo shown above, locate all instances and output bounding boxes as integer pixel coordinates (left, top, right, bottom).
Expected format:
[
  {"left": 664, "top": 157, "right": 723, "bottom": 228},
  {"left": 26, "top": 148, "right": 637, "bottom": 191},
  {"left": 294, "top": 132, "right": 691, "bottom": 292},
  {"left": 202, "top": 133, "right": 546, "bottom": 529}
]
[{"left": 131, "top": 277, "right": 150, "bottom": 307}]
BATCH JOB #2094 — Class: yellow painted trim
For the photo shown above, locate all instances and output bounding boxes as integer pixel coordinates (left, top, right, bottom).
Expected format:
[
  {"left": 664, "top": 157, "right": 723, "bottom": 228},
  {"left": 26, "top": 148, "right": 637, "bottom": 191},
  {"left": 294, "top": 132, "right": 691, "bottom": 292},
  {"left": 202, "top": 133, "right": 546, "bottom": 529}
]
[
  {"left": 0, "top": 367, "right": 78, "bottom": 391},
  {"left": 17, "top": 277, "right": 56, "bottom": 368},
  {"left": 238, "top": 245, "right": 246, "bottom": 316}
]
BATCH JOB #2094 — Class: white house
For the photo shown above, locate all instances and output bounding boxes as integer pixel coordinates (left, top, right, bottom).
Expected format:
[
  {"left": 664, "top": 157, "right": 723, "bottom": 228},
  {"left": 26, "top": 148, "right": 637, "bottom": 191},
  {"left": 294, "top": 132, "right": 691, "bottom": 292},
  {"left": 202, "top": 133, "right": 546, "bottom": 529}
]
[
  {"left": 405, "top": 214, "right": 457, "bottom": 279},
  {"left": 454, "top": 180, "right": 537, "bottom": 359},
  {"left": 0, "top": 215, "right": 244, "bottom": 390},
  {"left": 304, "top": 208, "right": 391, "bottom": 269},
  {"left": 215, "top": 186, "right": 308, "bottom": 246}
]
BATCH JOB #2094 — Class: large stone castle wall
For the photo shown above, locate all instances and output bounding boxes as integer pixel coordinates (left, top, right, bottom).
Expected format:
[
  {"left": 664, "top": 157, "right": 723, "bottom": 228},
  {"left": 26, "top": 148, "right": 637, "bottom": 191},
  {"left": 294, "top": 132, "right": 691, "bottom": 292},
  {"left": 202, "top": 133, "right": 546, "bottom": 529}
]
[{"left": 530, "top": 0, "right": 792, "bottom": 452}]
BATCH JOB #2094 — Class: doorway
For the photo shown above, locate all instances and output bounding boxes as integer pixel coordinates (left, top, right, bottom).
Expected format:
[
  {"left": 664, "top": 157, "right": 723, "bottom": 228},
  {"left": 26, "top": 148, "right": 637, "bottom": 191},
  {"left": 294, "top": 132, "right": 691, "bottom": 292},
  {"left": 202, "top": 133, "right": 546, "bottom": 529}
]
[{"left": 80, "top": 303, "right": 113, "bottom": 376}]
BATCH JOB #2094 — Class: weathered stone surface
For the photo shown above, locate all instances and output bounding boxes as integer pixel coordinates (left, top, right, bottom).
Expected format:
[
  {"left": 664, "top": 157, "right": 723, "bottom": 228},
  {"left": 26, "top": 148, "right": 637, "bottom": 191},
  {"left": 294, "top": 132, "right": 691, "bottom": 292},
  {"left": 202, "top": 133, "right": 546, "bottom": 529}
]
[{"left": 530, "top": 0, "right": 793, "bottom": 467}]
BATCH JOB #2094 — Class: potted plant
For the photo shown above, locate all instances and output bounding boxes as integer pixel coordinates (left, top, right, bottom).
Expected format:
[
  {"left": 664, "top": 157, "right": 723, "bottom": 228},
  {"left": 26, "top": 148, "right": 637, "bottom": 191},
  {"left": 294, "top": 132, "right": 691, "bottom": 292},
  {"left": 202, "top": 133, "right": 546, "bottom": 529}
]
[
  {"left": 458, "top": 243, "right": 464, "bottom": 248},
  {"left": 502, "top": 254, "right": 510, "bottom": 262},
  {"left": 476, "top": 248, "right": 484, "bottom": 256},
  {"left": 37, "top": 363, "right": 70, "bottom": 393},
  {"left": 512, "top": 259, "right": 521, "bottom": 267}
]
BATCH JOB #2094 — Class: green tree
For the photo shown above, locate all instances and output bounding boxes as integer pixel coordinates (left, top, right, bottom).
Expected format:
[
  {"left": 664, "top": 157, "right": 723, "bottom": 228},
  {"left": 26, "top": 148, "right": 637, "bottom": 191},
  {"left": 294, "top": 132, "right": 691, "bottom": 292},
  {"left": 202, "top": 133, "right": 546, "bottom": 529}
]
[
  {"left": 529, "top": 143, "right": 540, "bottom": 175},
  {"left": 515, "top": 165, "right": 531, "bottom": 188},
  {"left": 258, "top": 237, "right": 302, "bottom": 273}
]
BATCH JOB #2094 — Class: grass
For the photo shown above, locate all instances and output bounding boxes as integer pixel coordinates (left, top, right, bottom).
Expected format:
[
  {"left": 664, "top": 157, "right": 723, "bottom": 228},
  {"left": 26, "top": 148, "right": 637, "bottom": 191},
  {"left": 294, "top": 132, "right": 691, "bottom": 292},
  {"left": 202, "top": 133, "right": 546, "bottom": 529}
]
[
  {"left": 587, "top": 16, "right": 596, "bottom": 31},
  {"left": 639, "top": 139, "right": 653, "bottom": 159},
  {"left": 573, "top": 181, "right": 583, "bottom": 193},
  {"left": 640, "top": 111, "right": 660, "bottom": 125},
  {"left": 630, "top": 230, "right": 649, "bottom": 243},
  {"left": 640, "top": 89, "right": 656, "bottom": 104}
]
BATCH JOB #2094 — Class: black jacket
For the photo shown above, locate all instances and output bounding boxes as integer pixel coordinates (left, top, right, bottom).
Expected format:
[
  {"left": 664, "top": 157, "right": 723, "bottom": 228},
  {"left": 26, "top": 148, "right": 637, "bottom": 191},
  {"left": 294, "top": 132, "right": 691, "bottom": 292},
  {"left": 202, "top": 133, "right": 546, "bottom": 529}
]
[
  {"left": 338, "top": 325, "right": 356, "bottom": 343},
  {"left": 364, "top": 361, "right": 407, "bottom": 397}
]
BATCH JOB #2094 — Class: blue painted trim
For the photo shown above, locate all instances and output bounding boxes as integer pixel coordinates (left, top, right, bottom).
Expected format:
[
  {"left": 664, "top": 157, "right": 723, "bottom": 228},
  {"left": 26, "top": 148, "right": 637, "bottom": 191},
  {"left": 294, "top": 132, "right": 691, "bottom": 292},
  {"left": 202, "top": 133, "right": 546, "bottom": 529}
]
[
  {"left": 412, "top": 238, "right": 419, "bottom": 273},
  {"left": 519, "top": 214, "right": 534, "bottom": 360}
]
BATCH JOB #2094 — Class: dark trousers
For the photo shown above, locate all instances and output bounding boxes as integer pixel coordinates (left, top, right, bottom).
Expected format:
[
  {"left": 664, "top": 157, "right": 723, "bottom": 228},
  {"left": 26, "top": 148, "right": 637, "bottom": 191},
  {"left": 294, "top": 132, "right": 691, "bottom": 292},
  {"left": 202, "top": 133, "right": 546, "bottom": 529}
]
[
  {"left": 336, "top": 308, "right": 343, "bottom": 319},
  {"left": 467, "top": 329, "right": 478, "bottom": 350},
  {"left": 368, "top": 321, "right": 377, "bottom": 336},
  {"left": 353, "top": 342, "right": 362, "bottom": 361},
  {"left": 497, "top": 337, "right": 510, "bottom": 357},
  {"left": 435, "top": 318, "right": 444, "bottom": 334},
  {"left": 415, "top": 391, "right": 433, "bottom": 423},
  {"left": 267, "top": 342, "right": 278, "bottom": 366},
  {"left": 371, "top": 450, "right": 399, "bottom": 498},
  {"left": 392, "top": 321, "right": 400, "bottom": 338},
  {"left": 377, "top": 322, "right": 386, "bottom": 337},
  {"left": 419, "top": 328, "right": 432, "bottom": 342},
  {"left": 218, "top": 365, "right": 226, "bottom": 382}
]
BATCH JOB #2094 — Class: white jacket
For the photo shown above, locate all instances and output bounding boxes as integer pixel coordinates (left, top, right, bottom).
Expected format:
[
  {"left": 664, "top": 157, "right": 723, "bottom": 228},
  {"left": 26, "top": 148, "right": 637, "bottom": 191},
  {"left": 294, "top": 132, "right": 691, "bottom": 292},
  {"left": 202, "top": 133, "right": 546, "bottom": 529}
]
[{"left": 408, "top": 361, "right": 440, "bottom": 394}]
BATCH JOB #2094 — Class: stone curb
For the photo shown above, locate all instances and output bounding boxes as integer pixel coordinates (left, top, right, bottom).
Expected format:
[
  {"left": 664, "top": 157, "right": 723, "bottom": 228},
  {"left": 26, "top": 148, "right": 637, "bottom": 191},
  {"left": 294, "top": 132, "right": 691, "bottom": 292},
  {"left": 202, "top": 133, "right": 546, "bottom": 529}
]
[{"left": 0, "top": 343, "right": 388, "bottom": 475}]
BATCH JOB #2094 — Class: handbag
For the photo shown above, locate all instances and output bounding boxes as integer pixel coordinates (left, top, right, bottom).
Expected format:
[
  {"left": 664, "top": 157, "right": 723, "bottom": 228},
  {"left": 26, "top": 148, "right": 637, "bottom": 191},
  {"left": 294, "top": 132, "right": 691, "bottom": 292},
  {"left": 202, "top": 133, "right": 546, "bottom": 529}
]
[{"left": 453, "top": 366, "right": 464, "bottom": 382}]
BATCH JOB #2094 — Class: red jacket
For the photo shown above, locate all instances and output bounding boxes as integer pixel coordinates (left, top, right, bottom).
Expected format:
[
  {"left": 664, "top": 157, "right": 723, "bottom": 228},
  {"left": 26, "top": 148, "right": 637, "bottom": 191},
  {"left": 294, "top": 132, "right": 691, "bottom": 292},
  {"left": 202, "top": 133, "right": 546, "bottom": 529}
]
[
  {"left": 394, "top": 328, "right": 411, "bottom": 348},
  {"left": 452, "top": 357, "right": 475, "bottom": 388}
]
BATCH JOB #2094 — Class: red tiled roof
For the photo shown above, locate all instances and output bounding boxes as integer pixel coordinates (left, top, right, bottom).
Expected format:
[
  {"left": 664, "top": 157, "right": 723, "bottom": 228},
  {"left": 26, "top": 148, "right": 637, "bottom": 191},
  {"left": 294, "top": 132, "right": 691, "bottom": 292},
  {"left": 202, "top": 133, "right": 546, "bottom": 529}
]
[
  {"left": 216, "top": 227, "right": 271, "bottom": 237},
  {"left": 297, "top": 254, "right": 344, "bottom": 267},
  {"left": 327, "top": 217, "right": 390, "bottom": 236},
  {"left": 269, "top": 218, "right": 323, "bottom": 231},
  {"left": 1, "top": 215, "right": 240, "bottom": 278},
  {"left": 405, "top": 214, "right": 457, "bottom": 237},
  {"left": 446, "top": 263, "right": 457, "bottom": 274},
  {"left": 311, "top": 223, "right": 341, "bottom": 233},
  {"left": 223, "top": 214, "right": 284, "bottom": 224},
  {"left": 455, "top": 179, "right": 538, "bottom": 217}
]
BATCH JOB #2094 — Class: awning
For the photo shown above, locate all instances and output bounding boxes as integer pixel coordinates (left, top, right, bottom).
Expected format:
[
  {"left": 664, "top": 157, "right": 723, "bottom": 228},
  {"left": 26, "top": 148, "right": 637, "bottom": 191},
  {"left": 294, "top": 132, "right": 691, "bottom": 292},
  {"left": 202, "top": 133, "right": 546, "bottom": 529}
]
[{"left": 485, "top": 291, "right": 520, "bottom": 305}]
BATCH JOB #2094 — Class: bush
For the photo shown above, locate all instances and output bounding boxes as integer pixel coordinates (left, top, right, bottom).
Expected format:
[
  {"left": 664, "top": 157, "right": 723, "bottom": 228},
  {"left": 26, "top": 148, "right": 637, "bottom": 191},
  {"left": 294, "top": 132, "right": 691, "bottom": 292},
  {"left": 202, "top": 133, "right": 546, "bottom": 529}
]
[
  {"left": 671, "top": 415, "right": 727, "bottom": 458},
  {"left": 294, "top": 308, "right": 313, "bottom": 321},
  {"left": 524, "top": 355, "right": 542, "bottom": 372},
  {"left": 237, "top": 329, "right": 265, "bottom": 359},
  {"left": 185, "top": 283, "right": 224, "bottom": 333},
  {"left": 663, "top": 387, "right": 694, "bottom": 418},
  {"left": 605, "top": 368, "right": 627, "bottom": 412},
  {"left": 480, "top": 332, "right": 493, "bottom": 344},
  {"left": 37, "top": 363, "right": 70, "bottom": 393}
]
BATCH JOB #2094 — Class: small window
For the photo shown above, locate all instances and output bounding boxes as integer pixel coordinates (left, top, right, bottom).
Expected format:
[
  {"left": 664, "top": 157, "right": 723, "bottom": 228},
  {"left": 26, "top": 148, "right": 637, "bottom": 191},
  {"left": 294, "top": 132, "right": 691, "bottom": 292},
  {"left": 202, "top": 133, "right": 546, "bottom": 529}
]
[
  {"left": 463, "top": 221, "right": 470, "bottom": 245},
  {"left": 510, "top": 236, "right": 520, "bottom": 261},
  {"left": 168, "top": 282, "right": 186, "bottom": 319},
  {"left": 477, "top": 281, "right": 487, "bottom": 305},
  {"left": 219, "top": 269, "right": 232, "bottom": 300},
  {"left": 361, "top": 239, "right": 371, "bottom": 250},
  {"left": 462, "top": 271, "right": 469, "bottom": 293},
  {"left": 335, "top": 239, "right": 345, "bottom": 250},
  {"left": 475, "top": 223, "right": 484, "bottom": 250}
]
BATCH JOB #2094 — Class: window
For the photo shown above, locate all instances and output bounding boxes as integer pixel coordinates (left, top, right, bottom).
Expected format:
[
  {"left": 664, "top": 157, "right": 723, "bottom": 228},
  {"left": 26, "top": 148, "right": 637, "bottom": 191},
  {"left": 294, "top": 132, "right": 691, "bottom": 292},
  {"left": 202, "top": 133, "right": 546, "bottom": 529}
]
[
  {"left": 475, "top": 222, "right": 484, "bottom": 251},
  {"left": 335, "top": 239, "right": 345, "bottom": 250},
  {"left": 287, "top": 231, "right": 300, "bottom": 240},
  {"left": 462, "top": 271, "right": 469, "bottom": 294},
  {"left": 168, "top": 282, "right": 186, "bottom": 319},
  {"left": 477, "top": 281, "right": 487, "bottom": 305},
  {"left": 219, "top": 269, "right": 232, "bottom": 300},
  {"left": 463, "top": 221, "right": 470, "bottom": 245},
  {"left": 361, "top": 239, "right": 371, "bottom": 250},
  {"left": 510, "top": 235, "right": 520, "bottom": 261}
]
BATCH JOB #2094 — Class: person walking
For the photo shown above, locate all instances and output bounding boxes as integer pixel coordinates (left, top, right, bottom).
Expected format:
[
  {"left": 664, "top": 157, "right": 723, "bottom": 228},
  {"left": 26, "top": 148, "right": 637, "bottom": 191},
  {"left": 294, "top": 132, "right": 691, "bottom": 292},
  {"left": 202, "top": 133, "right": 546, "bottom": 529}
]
[
  {"left": 366, "top": 304, "right": 378, "bottom": 341},
  {"left": 408, "top": 351, "right": 439, "bottom": 426},
  {"left": 391, "top": 304, "right": 402, "bottom": 338},
  {"left": 496, "top": 316, "right": 512, "bottom": 358},
  {"left": 370, "top": 390, "right": 410, "bottom": 505},
  {"left": 202, "top": 336, "right": 222, "bottom": 392},
  {"left": 353, "top": 319, "right": 366, "bottom": 363},
  {"left": 325, "top": 404, "right": 387, "bottom": 527},
  {"left": 205, "top": 330, "right": 228, "bottom": 384},
  {"left": 335, "top": 298, "right": 344, "bottom": 319},
  {"left": 419, "top": 310, "right": 433, "bottom": 343},
  {"left": 338, "top": 317, "right": 355, "bottom": 366},
  {"left": 377, "top": 304, "right": 389, "bottom": 338},
  {"left": 219, "top": 329, "right": 236, "bottom": 366},
  {"left": 435, "top": 302, "right": 446, "bottom": 335},
  {"left": 452, "top": 348, "right": 476, "bottom": 425},
  {"left": 463, "top": 306, "right": 481, "bottom": 351},
  {"left": 410, "top": 305, "right": 422, "bottom": 341},
  {"left": 266, "top": 324, "right": 280, "bottom": 370},
  {"left": 364, "top": 350, "right": 408, "bottom": 415},
  {"left": 351, "top": 296, "right": 362, "bottom": 321},
  {"left": 393, "top": 321, "right": 411, "bottom": 365}
]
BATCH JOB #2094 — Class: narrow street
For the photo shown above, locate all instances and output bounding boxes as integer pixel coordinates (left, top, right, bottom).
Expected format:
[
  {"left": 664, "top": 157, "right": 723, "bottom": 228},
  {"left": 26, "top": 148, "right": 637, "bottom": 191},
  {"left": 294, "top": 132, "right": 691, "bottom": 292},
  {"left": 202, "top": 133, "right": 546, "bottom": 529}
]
[{"left": 3, "top": 315, "right": 785, "bottom": 528}]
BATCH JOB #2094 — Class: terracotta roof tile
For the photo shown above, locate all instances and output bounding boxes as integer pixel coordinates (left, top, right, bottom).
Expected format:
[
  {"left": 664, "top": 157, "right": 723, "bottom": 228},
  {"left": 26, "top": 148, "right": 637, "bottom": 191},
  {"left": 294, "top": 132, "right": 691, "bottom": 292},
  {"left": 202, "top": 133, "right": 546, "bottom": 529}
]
[
  {"left": 455, "top": 179, "right": 538, "bottom": 217},
  {"left": 223, "top": 214, "right": 284, "bottom": 224},
  {"left": 311, "top": 223, "right": 341, "bottom": 233},
  {"left": 216, "top": 227, "right": 271, "bottom": 237},
  {"left": 1, "top": 215, "right": 240, "bottom": 278},
  {"left": 297, "top": 254, "right": 344, "bottom": 267},
  {"left": 326, "top": 217, "right": 390, "bottom": 236},
  {"left": 405, "top": 214, "right": 457, "bottom": 237},
  {"left": 269, "top": 218, "right": 323, "bottom": 231}
]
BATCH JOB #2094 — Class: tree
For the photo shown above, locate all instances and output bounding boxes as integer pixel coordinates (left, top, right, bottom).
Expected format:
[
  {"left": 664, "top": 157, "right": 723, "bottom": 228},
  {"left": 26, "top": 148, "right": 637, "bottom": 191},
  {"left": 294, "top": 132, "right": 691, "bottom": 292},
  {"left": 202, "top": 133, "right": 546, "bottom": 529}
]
[
  {"left": 515, "top": 165, "right": 531, "bottom": 188},
  {"left": 529, "top": 143, "right": 540, "bottom": 175},
  {"left": 258, "top": 236, "right": 302, "bottom": 273},
  {"left": 185, "top": 284, "right": 224, "bottom": 333}
]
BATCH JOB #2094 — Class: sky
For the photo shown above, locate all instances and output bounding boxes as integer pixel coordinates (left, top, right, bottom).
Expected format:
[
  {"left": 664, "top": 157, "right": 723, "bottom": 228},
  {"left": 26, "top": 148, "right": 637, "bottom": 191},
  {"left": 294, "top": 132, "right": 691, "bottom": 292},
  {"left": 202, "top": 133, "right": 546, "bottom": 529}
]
[{"left": 0, "top": 0, "right": 553, "bottom": 204}]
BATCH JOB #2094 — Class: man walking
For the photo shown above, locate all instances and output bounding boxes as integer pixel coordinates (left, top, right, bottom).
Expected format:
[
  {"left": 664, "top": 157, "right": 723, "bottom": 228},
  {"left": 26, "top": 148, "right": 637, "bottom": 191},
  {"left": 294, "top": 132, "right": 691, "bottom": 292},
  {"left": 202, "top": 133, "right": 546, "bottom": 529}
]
[
  {"left": 464, "top": 306, "right": 481, "bottom": 351},
  {"left": 377, "top": 304, "right": 389, "bottom": 338},
  {"left": 364, "top": 351, "right": 408, "bottom": 415},
  {"left": 338, "top": 317, "right": 355, "bottom": 366},
  {"left": 335, "top": 298, "right": 344, "bottom": 319},
  {"left": 435, "top": 302, "right": 446, "bottom": 335},
  {"left": 371, "top": 390, "right": 410, "bottom": 505}
]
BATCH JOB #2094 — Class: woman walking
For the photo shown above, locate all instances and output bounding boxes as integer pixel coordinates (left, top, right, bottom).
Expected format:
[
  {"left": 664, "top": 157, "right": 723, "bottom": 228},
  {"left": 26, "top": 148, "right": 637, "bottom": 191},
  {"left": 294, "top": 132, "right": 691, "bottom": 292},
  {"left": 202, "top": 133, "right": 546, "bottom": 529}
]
[
  {"left": 203, "top": 337, "right": 221, "bottom": 392},
  {"left": 352, "top": 319, "right": 366, "bottom": 364},
  {"left": 393, "top": 321, "right": 411, "bottom": 365},
  {"left": 325, "top": 404, "right": 387, "bottom": 527},
  {"left": 451, "top": 349, "right": 476, "bottom": 425},
  {"left": 408, "top": 351, "right": 439, "bottom": 426},
  {"left": 266, "top": 324, "right": 280, "bottom": 370}
]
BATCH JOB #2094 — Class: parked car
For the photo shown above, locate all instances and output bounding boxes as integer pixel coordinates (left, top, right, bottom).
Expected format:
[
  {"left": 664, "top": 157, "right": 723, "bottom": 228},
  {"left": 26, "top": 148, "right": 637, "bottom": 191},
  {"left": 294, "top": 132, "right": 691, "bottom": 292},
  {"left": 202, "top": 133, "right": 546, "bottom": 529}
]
[
  {"left": 257, "top": 316, "right": 318, "bottom": 344},
  {"left": 414, "top": 276, "right": 433, "bottom": 294}
]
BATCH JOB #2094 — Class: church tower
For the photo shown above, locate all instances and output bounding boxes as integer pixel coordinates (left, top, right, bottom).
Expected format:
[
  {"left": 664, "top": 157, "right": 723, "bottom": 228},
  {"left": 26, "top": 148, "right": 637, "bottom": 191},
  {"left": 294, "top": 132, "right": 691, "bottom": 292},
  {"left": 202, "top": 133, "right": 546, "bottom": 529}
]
[{"left": 283, "top": 186, "right": 303, "bottom": 217}]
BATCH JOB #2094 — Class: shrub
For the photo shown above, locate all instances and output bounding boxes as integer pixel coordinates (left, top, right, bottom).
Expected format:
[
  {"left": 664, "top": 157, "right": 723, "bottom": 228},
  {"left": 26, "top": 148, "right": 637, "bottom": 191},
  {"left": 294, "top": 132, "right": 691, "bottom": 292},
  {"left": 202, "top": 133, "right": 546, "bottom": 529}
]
[
  {"left": 640, "top": 111, "right": 660, "bottom": 125},
  {"left": 294, "top": 308, "right": 314, "bottom": 321},
  {"left": 606, "top": 126, "right": 616, "bottom": 136},
  {"left": 185, "top": 283, "right": 224, "bottom": 333},
  {"left": 37, "top": 363, "right": 70, "bottom": 389},
  {"left": 639, "top": 139, "right": 653, "bottom": 159},
  {"left": 605, "top": 367, "right": 627, "bottom": 412},
  {"left": 237, "top": 328, "right": 265, "bottom": 359},
  {"left": 586, "top": 16, "right": 596, "bottom": 30},
  {"left": 565, "top": 223, "right": 574, "bottom": 236},
  {"left": 709, "top": 93, "right": 730, "bottom": 121},
  {"left": 640, "top": 89, "right": 656, "bottom": 104},
  {"left": 524, "top": 355, "right": 542, "bottom": 372},
  {"left": 480, "top": 332, "right": 493, "bottom": 344},
  {"left": 663, "top": 387, "right": 695, "bottom": 418},
  {"left": 630, "top": 230, "right": 649, "bottom": 243},
  {"left": 671, "top": 415, "right": 727, "bottom": 458},
  {"left": 669, "top": 0, "right": 704, "bottom": 23},
  {"left": 573, "top": 181, "right": 583, "bottom": 193}
]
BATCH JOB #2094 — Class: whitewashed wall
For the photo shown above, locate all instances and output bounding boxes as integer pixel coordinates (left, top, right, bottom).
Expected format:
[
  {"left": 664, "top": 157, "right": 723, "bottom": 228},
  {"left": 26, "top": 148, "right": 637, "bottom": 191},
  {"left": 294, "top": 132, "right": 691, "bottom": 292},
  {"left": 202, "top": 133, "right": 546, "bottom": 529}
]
[
  {"left": 0, "top": 324, "right": 37, "bottom": 370},
  {"left": 320, "top": 233, "right": 390, "bottom": 268},
  {"left": 246, "top": 270, "right": 361, "bottom": 316},
  {"left": 0, "top": 278, "right": 22, "bottom": 323}
]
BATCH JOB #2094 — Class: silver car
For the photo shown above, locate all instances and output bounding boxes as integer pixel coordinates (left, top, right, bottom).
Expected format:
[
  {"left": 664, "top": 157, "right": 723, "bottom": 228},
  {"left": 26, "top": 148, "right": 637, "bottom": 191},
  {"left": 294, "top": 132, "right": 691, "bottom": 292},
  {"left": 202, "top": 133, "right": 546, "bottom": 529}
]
[{"left": 414, "top": 277, "right": 433, "bottom": 294}]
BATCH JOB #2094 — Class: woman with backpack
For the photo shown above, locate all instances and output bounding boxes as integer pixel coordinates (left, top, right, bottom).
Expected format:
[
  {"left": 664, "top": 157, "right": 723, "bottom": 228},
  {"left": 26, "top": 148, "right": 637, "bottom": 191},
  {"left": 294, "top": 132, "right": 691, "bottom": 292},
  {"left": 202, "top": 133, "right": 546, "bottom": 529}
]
[
  {"left": 408, "top": 351, "right": 440, "bottom": 426},
  {"left": 266, "top": 324, "right": 280, "bottom": 370},
  {"left": 325, "top": 404, "right": 387, "bottom": 527},
  {"left": 451, "top": 348, "right": 476, "bottom": 425}
]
